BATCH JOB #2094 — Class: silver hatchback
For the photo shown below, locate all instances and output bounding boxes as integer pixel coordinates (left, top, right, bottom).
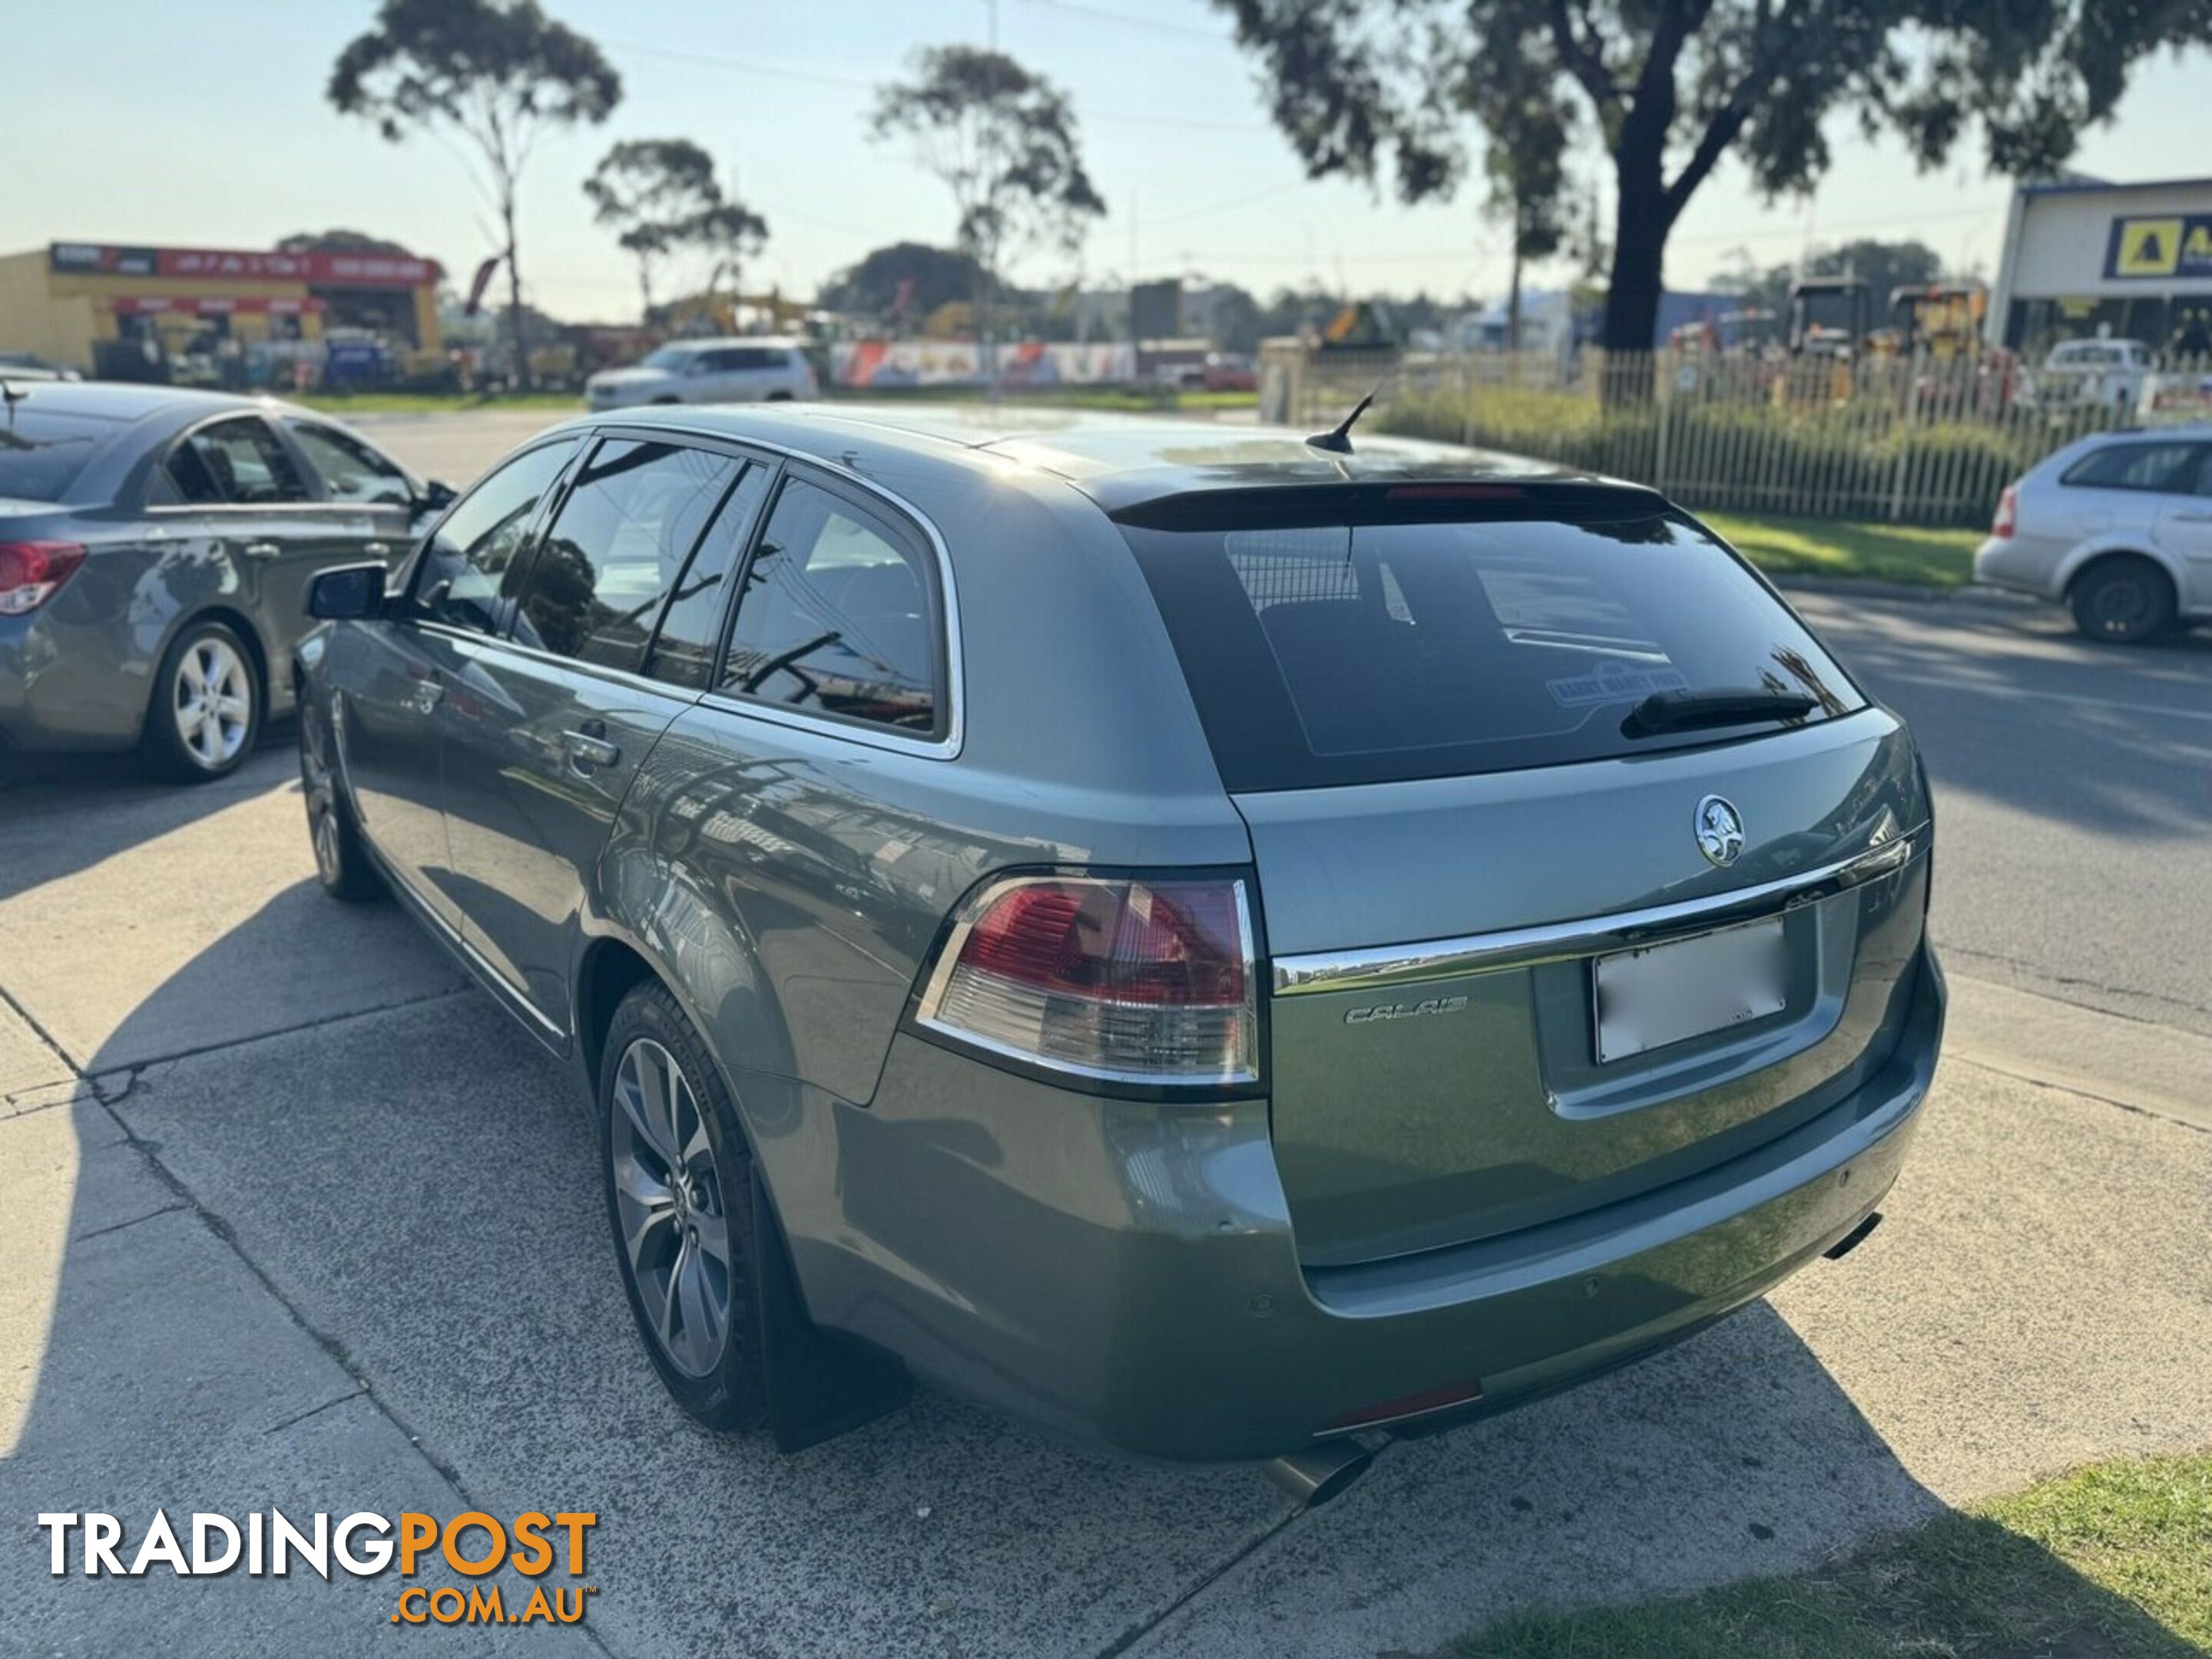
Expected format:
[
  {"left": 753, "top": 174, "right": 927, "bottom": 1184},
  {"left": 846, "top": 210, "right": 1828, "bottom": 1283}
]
[{"left": 1975, "top": 426, "right": 2212, "bottom": 641}]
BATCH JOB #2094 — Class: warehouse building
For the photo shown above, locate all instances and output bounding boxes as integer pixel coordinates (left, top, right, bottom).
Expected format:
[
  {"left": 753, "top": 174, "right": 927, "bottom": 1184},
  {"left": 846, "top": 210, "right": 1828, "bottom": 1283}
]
[
  {"left": 0, "top": 240, "right": 442, "bottom": 383},
  {"left": 1988, "top": 174, "right": 2212, "bottom": 356}
]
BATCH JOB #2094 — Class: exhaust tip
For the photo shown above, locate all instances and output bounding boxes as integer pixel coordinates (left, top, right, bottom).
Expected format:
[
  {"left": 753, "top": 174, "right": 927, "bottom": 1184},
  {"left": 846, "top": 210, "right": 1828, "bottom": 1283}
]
[{"left": 1265, "top": 1441, "right": 1375, "bottom": 1510}]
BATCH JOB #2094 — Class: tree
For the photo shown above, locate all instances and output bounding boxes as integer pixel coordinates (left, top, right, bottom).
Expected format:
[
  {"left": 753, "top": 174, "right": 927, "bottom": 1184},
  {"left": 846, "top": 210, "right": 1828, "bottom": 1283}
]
[
  {"left": 277, "top": 229, "right": 419, "bottom": 257},
  {"left": 818, "top": 242, "right": 987, "bottom": 327},
  {"left": 1462, "top": 58, "right": 1576, "bottom": 356},
  {"left": 687, "top": 199, "right": 770, "bottom": 314},
  {"left": 1214, "top": 0, "right": 2212, "bottom": 374},
  {"left": 584, "top": 140, "right": 717, "bottom": 320},
  {"left": 329, "top": 0, "right": 620, "bottom": 387},
  {"left": 584, "top": 140, "right": 767, "bottom": 323},
  {"left": 871, "top": 46, "right": 1105, "bottom": 379}
]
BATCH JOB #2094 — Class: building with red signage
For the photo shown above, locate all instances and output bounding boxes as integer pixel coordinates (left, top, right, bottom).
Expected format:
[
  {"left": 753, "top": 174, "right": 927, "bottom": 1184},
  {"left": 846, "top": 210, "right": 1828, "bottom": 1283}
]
[{"left": 0, "top": 240, "right": 444, "bottom": 381}]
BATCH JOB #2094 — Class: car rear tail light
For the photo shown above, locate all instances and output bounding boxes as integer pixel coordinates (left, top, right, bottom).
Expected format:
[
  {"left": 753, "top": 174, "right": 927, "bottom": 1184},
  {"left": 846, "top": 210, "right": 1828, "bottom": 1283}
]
[
  {"left": 0, "top": 541, "right": 87, "bottom": 615},
  {"left": 1992, "top": 485, "right": 2017, "bottom": 540},
  {"left": 916, "top": 873, "right": 1259, "bottom": 1088}
]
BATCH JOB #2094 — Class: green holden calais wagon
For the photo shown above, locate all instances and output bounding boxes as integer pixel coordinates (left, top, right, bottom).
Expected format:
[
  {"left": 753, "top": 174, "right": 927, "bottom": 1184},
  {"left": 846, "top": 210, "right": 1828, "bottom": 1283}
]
[{"left": 295, "top": 403, "right": 1941, "bottom": 1495}]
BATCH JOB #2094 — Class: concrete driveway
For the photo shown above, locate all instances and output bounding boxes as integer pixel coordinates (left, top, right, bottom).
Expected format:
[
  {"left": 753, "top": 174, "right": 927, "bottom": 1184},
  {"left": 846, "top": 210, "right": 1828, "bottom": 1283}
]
[{"left": 2, "top": 413, "right": 2207, "bottom": 1654}]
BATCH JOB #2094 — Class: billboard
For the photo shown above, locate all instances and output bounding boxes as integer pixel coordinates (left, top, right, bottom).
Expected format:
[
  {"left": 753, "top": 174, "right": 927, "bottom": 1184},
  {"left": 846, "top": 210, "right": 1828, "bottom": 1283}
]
[
  {"left": 49, "top": 243, "right": 441, "bottom": 286},
  {"left": 2104, "top": 216, "right": 2212, "bottom": 281},
  {"left": 832, "top": 339, "right": 1137, "bottom": 389}
]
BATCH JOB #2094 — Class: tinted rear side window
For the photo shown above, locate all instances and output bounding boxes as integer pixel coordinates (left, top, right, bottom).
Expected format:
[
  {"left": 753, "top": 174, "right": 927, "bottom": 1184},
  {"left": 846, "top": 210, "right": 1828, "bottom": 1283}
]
[
  {"left": 0, "top": 408, "right": 116, "bottom": 502},
  {"left": 720, "top": 477, "right": 942, "bottom": 736},
  {"left": 1122, "top": 512, "right": 1866, "bottom": 791},
  {"left": 2059, "top": 442, "right": 2196, "bottom": 492}
]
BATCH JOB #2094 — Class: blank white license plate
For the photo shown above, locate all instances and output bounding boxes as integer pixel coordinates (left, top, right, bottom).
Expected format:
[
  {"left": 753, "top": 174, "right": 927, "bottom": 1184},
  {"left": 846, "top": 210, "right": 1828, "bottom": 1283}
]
[{"left": 1592, "top": 918, "right": 1787, "bottom": 1064}]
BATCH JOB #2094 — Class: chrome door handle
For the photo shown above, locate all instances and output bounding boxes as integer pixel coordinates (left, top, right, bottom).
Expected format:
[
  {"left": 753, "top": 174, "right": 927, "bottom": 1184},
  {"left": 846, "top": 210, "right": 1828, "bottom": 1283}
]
[
  {"left": 2170, "top": 511, "right": 2212, "bottom": 523},
  {"left": 562, "top": 730, "right": 621, "bottom": 770},
  {"left": 243, "top": 541, "right": 282, "bottom": 560},
  {"left": 363, "top": 541, "right": 392, "bottom": 558}
]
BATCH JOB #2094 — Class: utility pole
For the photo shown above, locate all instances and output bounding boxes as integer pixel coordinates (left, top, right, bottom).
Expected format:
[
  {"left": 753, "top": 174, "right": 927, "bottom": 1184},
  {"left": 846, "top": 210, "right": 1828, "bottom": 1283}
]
[{"left": 982, "top": 0, "right": 1001, "bottom": 402}]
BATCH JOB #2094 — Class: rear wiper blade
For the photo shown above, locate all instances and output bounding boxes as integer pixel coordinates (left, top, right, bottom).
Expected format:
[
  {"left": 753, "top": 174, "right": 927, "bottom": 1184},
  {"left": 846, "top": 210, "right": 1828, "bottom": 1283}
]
[{"left": 1622, "top": 686, "right": 1817, "bottom": 737}]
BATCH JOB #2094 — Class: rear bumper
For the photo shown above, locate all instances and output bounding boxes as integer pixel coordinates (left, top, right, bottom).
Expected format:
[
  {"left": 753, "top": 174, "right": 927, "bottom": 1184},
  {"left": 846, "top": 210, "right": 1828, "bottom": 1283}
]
[
  {"left": 778, "top": 942, "right": 1945, "bottom": 1462},
  {"left": 0, "top": 613, "right": 145, "bottom": 753},
  {"left": 1972, "top": 535, "right": 2064, "bottom": 599}
]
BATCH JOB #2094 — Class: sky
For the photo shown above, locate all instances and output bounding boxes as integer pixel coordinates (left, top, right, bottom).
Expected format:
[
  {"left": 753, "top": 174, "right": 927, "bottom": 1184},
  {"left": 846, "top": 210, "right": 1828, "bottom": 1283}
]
[{"left": 5, "top": 0, "right": 2208, "bottom": 322}]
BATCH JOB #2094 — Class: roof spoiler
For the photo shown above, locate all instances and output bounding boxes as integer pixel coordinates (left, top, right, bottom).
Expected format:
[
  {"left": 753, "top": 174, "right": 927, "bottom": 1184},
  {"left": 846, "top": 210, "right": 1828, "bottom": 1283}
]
[{"left": 1109, "top": 479, "right": 1671, "bottom": 532}]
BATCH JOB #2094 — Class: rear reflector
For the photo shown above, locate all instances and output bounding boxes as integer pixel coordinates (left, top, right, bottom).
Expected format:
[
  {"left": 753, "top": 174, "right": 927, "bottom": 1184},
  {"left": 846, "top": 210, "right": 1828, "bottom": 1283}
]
[
  {"left": 0, "top": 541, "right": 86, "bottom": 615},
  {"left": 1322, "top": 1377, "right": 1485, "bottom": 1432},
  {"left": 916, "top": 873, "right": 1259, "bottom": 1088}
]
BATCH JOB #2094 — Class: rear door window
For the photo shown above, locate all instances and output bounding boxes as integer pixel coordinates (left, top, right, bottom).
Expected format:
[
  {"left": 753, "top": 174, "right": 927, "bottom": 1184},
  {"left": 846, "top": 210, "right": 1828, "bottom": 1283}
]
[
  {"left": 1122, "top": 509, "right": 1866, "bottom": 790},
  {"left": 511, "top": 438, "right": 741, "bottom": 672},
  {"left": 167, "top": 416, "right": 309, "bottom": 505},
  {"left": 644, "top": 462, "right": 773, "bottom": 690},
  {"left": 719, "top": 475, "right": 942, "bottom": 736}
]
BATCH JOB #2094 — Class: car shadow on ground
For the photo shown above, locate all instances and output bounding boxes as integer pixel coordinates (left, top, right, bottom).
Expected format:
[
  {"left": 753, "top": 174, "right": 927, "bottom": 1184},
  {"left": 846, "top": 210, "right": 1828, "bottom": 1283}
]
[
  {"left": 1812, "top": 599, "right": 2212, "bottom": 843},
  {"left": 0, "top": 733, "right": 299, "bottom": 901},
  {"left": 2, "top": 908, "right": 2194, "bottom": 1657}
]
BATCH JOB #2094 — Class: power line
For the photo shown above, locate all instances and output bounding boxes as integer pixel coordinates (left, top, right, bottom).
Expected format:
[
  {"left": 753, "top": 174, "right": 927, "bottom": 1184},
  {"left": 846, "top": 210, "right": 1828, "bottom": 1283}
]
[
  {"left": 603, "top": 36, "right": 1265, "bottom": 132},
  {"left": 1015, "top": 0, "right": 1233, "bottom": 45}
]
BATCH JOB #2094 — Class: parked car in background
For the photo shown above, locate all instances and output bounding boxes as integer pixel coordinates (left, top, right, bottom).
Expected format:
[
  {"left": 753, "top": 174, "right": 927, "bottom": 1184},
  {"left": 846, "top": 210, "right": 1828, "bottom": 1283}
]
[
  {"left": 2026, "top": 338, "right": 2154, "bottom": 415},
  {"left": 0, "top": 382, "right": 452, "bottom": 780},
  {"left": 295, "top": 405, "right": 1940, "bottom": 1488},
  {"left": 1976, "top": 426, "right": 2212, "bottom": 641},
  {"left": 584, "top": 338, "right": 817, "bottom": 412},
  {"left": 1181, "top": 351, "right": 1259, "bottom": 393}
]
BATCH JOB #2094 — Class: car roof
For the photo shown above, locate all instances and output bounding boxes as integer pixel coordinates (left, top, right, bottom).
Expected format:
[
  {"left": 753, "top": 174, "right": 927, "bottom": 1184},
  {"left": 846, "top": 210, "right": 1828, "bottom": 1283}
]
[
  {"left": 666, "top": 336, "right": 803, "bottom": 349},
  {"left": 0, "top": 379, "right": 277, "bottom": 424},
  {"left": 575, "top": 401, "right": 1635, "bottom": 515}
]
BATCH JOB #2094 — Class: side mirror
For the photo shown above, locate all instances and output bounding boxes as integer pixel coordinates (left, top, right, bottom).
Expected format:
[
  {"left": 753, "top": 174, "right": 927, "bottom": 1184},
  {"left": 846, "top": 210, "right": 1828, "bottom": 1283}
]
[
  {"left": 417, "top": 478, "right": 458, "bottom": 513},
  {"left": 308, "top": 562, "right": 386, "bottom": 621}
]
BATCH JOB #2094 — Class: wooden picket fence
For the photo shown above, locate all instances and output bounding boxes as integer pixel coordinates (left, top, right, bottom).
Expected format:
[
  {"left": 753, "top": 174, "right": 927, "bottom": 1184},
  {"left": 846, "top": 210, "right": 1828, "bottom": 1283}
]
[{"left": 1260, "top": 341, "right": 2212, "bottom": 528}]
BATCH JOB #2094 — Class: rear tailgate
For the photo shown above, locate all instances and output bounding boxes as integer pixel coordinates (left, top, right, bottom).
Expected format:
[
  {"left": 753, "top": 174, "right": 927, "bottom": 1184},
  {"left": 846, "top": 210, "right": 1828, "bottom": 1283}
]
[
  {"left": 1248, "top": 713, "right": 1926, "bottom": 1264},
  {"left": 1117, "top": 492, "right": 1932, "bottom": 1267}
]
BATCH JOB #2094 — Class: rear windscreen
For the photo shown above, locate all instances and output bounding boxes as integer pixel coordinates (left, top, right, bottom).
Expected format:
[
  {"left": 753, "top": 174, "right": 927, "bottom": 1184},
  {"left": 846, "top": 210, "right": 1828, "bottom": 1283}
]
[
  {"left": 1121, "top": 512, "right": 1866, "bottom": 791},
  {"left": 0, "top": 408, "right": 116, "bottom": 503}
]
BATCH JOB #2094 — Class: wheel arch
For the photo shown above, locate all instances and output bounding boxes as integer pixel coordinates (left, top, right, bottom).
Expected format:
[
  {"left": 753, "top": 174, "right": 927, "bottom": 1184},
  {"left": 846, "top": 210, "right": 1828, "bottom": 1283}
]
[{"left": 2055, "top": 541, "right": 2184, "bottom": 602}]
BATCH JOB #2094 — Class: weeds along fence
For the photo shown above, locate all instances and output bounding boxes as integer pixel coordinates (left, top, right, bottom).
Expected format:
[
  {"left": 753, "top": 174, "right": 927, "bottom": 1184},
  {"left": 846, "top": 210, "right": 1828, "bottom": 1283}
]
[{"left": 1264, "top": 343, "right": 2212, "bottom": 528}]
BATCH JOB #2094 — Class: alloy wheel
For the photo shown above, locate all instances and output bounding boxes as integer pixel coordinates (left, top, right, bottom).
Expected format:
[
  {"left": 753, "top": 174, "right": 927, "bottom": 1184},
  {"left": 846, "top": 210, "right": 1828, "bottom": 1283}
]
[
  {"left": 610, "top": 1038, "right": 733, "bottom": 1379},
  {"left": 173, "top": 636, "right": 252, "bottom": 769}
]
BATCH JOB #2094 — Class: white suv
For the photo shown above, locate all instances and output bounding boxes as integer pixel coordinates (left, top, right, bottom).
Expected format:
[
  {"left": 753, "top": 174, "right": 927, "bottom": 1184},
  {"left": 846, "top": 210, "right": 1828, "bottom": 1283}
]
[
  {"left": 586, "top": 338, "right": 817, "bottom": 411},
  {"left": 1975, "top": 426, "right": 2212, "bottom": 641}
]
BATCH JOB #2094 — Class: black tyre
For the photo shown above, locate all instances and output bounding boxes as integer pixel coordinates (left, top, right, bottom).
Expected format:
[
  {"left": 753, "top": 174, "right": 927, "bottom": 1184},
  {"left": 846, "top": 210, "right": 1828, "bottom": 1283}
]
[
  {"left": 296, "top": 692, "right": 384, "bottom": 902},
  {"left": 143, "top": 618, "right": 260, "bottom": 782},
  {"left": 2070, "top": 555, "right": 2175, "bottom": 644},
  {"left": 600, "top": 982, "right": 769, "bottom": 1430}
]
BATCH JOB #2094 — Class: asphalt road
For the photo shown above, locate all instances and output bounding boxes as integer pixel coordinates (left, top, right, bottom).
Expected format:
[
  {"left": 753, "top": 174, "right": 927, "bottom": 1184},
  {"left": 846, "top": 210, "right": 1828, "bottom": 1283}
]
[{"left": 2, "top": 409, "right": 2207, "bottom": 1656}]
